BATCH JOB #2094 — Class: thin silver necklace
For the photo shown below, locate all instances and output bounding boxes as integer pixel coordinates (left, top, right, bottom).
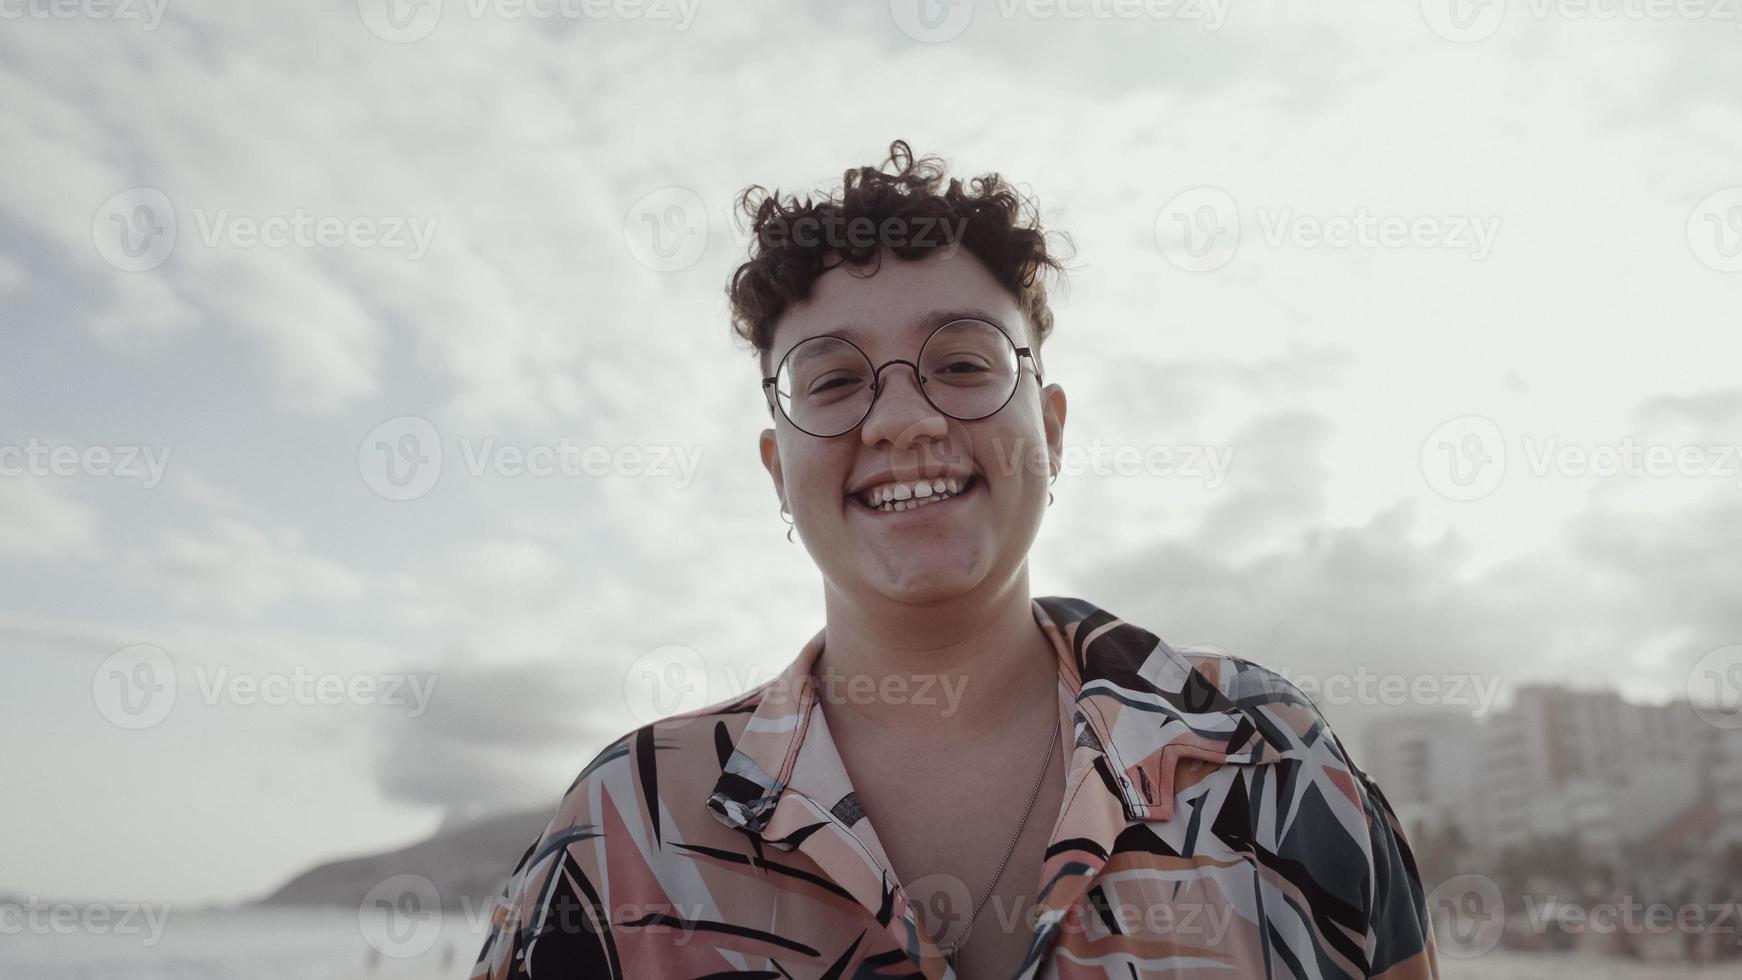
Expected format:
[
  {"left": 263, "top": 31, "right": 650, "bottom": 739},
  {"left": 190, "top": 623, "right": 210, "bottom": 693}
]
[{"left": 936, "top": 717, "right": 1061, "bottom": 970}]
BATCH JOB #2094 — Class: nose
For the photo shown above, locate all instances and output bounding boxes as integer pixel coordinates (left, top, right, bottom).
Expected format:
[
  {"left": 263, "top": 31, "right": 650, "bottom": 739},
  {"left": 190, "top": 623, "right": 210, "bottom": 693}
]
[{"left": 860, "top": 359, "right": 948, "bottom": 451}]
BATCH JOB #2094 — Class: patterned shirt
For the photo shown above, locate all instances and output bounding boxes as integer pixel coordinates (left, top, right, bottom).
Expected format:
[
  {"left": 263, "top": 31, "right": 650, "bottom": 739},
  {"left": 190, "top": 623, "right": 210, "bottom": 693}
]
[{"left": 469, "top": 595, "right": 1440, "bottom": 979}]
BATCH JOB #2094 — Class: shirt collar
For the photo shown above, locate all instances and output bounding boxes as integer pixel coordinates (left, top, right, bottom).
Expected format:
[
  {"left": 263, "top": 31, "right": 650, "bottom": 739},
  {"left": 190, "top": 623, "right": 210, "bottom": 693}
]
[
  {"left": 702, "top": 594, "right": 1294, "bottom": 977},
  {"left": 706, "top": 594, "right": 1285, "bottom": 836}
]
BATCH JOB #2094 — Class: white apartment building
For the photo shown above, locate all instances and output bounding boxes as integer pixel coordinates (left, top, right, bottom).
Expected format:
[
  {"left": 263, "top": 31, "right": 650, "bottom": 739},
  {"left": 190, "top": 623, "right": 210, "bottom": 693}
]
[{"left": 1366, "top": 687, "right": 1728, "bottom": 858}]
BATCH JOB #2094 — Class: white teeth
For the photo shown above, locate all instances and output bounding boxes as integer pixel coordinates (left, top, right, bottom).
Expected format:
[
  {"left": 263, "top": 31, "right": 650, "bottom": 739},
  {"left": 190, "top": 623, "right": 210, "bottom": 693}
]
[{"left": 857, "top": 475, "right": 974, "bottom": 513}]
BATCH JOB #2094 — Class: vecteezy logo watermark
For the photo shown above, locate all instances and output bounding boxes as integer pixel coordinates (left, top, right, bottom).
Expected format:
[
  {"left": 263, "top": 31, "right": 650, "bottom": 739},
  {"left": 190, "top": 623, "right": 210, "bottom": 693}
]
[
  {"left": 661, "top": 189, "right": 971, "bottom": 273},
  {"left": 1688, "top": 187, "right": 1742, "bottom": 273},
  {"left": 0, "top": 439, "right": 173, "bottom": 489},
  {"left": 1424, "top": 418, "right": 1742, "bottom": 502},
  {"left": 1157, "top": 187, "right": 1503, "bottom": 271},
  {"left": 191, "top": 666, "right": 439, "bottom": 717},
  {"left": 358, "top": 0, "right": 443, "bottom": 41},
  {"left": 1519, "top": 436, "right": 1742, "bottom": 485},
  {"left": 1688, "top": 644, "right": 1742, "bottom": 730},
  {"left": 989, "top": 436, "right": 1235, "bottom": 488},
  {"left": 1273, "top": 667, "right": 1505, "bottom": 717},
  {"left": 1420, "top": 0, "right": 1506, "bottom": 42},
  {"left": 750, "top": 212, "right": 970, "bottom": 258},
  {"left": 191, "top": 209, "right": 439, "bottom": 260},
  {"left": 904, "top": 872, "right": 1240, "bottom": 948},
  {"left": 622, "top": 645, "right": 971, "bottom": 726},
  {"left": 358, "top": 416, "right": 443, "bottom": 502},
  {"left": 1154, "top": 186, "right": 1240, "bottom": 272},
  {"left": 468, "top": 892, "right": 707, "bottom": 945},
  {"left": 359, "top": 874, "right": 443, "bottom": 958},
  {"left": 1519, "top": 893, "right": 1742, "bottom": 943},
  {"left": 996, "top": 0, "right": 1229, "bottom": 28},
  {"left": 889, "top": 0, "right": 1229, "bottom": 42},
  {"left": 358, "top": 0, "right": 701, "bottom": 43},
  {"left": 92, "top": 644, "right": 177, "bottom": 730},
  {"left": 0, "top": 898, "right": 173, "bottom": 946},
  {"left": 624, "top": 187, "right": 710, "bottom": 272},
  {"left": 1427, "top": 874, "right": 1506, "bottom": 957},
  {"left": 91, "top": 646, "right": 440, "bottom": 730},
  {"left": 623, "top": 643, "right": 711, "bottom": 724},
  {"left": 91, "top": 189, "right": 440, "bottom": 269},
  {"left": 1426, "top": 0, "right": 1742, "bottom": 42},
  {"left": 889, "top": 0, "right": 975, "bottom": 41},
  {"left": 906, "top": 872, "right": 975, "bottom": 947},
  {"left": 93, "top": 188, "right": 176, "bottom": 272},
  {"left": 1256, "top": 208, "right": 1501, "bottom": 259},
  {"left": 1421, "top": 415, "right": 1507, "bottom": 502},
  {"left": 0, "top": 0, "right": 170, "bottom": 30},
  {"left": 358, "top": 415, "right": 705, "bottom": 501}
]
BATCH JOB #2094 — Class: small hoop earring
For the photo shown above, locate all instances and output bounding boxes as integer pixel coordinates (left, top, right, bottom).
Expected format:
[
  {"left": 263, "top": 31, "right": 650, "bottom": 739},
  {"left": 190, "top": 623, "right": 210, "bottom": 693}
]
[
  {"left": 779, "top": 501, "right": 795, "bottom": 544},
  {"left": 1048, "top": 467, "right": 1058, "bottom": 507}
]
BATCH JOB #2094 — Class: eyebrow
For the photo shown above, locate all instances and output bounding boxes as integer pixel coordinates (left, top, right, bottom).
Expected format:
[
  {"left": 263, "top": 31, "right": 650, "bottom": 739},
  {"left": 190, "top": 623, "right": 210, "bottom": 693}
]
[{"left": 781, "top": 308, "right": 1011, "bottom": 366}]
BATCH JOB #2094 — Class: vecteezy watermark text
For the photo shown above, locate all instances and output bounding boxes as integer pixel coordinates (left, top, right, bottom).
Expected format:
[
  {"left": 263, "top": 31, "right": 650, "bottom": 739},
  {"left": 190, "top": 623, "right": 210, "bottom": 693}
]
[
  {"left": 1275, "top": 667, "right": 1505, "bottom": 717},
  {"left": 752, "top": 212, "right": 970, "bottom": 257},
  {"left": 192, "top": 209, "right": 439, "bottom": 260},
  {"left": 0, "top": 0, "right": 169, "bottom": 29},
  {"left": 1429, "top": 874, "right": 1742, "bottom": 959},
  {"left": 1156, "top": 187, "right": 1502, "bottom": 272},
  {"left": 357, "top": 416, "right": 704, "bottom": 501},
  {"left": 92, "top": 644, "right": 440, "bottom": 730},
  {"left": 990, "top": 437, "right": 1235, "bottom": 488},
  {"left": 0, "top": 898, "right": 172, "bottom": 946},
  {"left": 0, "top": 439, "right": 172, "bottom": 488},
  {"left": 1422, "top": 0, "right": 1742, "bottom": 44},
  {"left": 92, "top": 188, "right": 440, "bottom": 272},
  {"left": 889, "top": 0, "right": 1231, "bottom": 44},
  {"left": 1421, "top": 415, "right": 1742, "bottom": 502},
  {"left": 358, "top": 0, "right": 702, "bottom": 43},
  {"left": 358, "top": 873, "right": 709, "bottom": 958},
  {"left": 622, "top": 644, "right": 971, "bottom": 725},
  {"left": 907, "top": 872, "right": 1240, "bottom": 946}
]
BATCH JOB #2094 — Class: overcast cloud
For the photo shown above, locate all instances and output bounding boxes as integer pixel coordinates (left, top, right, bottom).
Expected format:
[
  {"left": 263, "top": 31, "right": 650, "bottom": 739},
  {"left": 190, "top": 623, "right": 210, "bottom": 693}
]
[{"left": 2, "top": 0, "right": 1739, "bottom": 904}]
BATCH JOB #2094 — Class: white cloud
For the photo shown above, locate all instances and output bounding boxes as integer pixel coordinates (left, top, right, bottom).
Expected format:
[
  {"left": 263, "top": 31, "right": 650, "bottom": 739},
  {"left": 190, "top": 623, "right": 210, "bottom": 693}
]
[
  {"left": 0, "top": 480, "right": 99, "bottom": 561},
  {"left": 3, "top": 0, "right": 1739, "bottom": 904},
  {"left": 137, "top": 516, "right": 368, "bottom": 617}
]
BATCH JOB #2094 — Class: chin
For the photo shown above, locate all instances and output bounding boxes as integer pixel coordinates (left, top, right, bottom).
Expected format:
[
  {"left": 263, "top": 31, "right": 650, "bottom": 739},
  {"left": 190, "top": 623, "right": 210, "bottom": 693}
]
[{"left": 860, "top": 552, "right": 990, "bottom": 603}]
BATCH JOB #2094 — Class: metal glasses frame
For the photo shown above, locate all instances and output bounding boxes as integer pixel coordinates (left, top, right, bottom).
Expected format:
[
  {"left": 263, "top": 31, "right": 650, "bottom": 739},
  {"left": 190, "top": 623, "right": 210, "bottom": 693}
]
[{"left": 762, "top": 318, "right": 1043, "bottom": 438}]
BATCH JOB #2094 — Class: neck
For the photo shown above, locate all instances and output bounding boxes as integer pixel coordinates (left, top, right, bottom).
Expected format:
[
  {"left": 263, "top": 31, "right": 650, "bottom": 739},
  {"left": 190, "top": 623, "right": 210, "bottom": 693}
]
[{"left": 813, "top": 570, "right": 1057, "bottom": 741}]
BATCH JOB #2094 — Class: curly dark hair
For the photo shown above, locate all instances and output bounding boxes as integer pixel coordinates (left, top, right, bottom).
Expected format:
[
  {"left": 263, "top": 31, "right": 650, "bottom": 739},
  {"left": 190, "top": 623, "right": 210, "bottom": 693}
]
[{"left": 726, "top": 140, "right": 1069, "bottom": 374}]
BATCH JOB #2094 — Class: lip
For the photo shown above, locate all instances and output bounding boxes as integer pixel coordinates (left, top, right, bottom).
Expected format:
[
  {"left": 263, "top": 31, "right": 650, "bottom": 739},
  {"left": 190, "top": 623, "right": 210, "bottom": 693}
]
[{"left": 847, "top": 474, "right": 982, "bottom": 520}]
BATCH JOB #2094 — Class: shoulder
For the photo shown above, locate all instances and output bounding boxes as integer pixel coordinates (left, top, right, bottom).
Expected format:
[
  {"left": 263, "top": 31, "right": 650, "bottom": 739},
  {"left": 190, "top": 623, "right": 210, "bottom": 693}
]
[
  {"left": 1160, "top": 643, "right": 1396, "bottom": 869},
  {"left": 1171, "top": 643, "right": 1437, "bottom": 972},
  {"left": 536, "top": 682, "right": 774, "bottom": 848},
  {"left": 469, "top": 687, "right": 776, "bottom": 980},
  {"left": 1169, "top": 642, "right": 1354, "bottom": 760}
]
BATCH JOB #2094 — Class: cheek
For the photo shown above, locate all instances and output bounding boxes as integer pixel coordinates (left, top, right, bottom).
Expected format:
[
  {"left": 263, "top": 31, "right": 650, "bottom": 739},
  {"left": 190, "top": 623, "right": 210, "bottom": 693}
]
[
  {"left": 784, "top": 445, "right": 851, "bottom": 512},
  {"left": 971, "top": 418, "right": 1051, "bottom": 489}
]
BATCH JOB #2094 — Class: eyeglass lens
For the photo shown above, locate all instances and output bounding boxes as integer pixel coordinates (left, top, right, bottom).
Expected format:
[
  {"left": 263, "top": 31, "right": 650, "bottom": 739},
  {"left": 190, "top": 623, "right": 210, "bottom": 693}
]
[{"left": 772, "top": 319, "right": 1021, "bottom": 437}]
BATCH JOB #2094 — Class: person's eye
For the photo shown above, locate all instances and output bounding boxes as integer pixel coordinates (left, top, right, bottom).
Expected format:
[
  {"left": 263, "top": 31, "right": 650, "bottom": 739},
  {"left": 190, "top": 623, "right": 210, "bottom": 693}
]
[
  {"left": 810, "top": 375, "right": 863, "bottom": 394},
  {"left": 939, "top": 360, "right": 990, "bottom": 375}
]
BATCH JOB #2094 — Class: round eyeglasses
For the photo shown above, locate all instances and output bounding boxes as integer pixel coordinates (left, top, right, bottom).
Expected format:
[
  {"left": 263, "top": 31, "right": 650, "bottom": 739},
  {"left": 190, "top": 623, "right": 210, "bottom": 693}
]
[{"left": 763, "top": 318, "right": 1042, "bottom": 438}]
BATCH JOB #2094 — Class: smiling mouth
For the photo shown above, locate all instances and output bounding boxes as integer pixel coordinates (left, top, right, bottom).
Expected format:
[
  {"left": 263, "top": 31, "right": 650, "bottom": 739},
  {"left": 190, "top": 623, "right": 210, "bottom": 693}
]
[{"left": 847, "top": 474, "right": 983, "bottom": 515}]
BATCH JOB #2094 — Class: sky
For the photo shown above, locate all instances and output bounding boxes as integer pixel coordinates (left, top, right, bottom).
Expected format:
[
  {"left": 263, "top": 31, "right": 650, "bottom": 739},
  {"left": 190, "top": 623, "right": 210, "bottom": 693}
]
[{"left": 1, "top": 0, "right": 1740, "bottom": 906}]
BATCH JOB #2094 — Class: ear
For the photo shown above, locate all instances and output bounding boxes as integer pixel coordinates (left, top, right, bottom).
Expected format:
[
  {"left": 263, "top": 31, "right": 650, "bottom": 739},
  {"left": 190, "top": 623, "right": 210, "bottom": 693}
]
[
  {"left": 1040, "top": 382, "right": 1067, "bottom": 479},
  {"left": 759, "top": 426, "right": 786, "bottom": 506}
]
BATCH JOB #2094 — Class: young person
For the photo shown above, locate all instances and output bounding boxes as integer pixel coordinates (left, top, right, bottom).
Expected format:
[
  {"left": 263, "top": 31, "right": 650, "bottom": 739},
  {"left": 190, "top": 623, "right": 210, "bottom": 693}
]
[{"left": 469, "top": 141, "right": 1439, "bottom": 980}]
